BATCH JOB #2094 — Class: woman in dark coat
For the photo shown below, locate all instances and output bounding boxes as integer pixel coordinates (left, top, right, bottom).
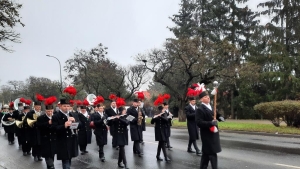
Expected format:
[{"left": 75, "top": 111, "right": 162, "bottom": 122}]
[
  {"left": 150, "top": 105, "right": 171, "bottom": 162},
  {"left": 91, "top": 105, "right": 108, "bottom": 162},
  {"left": 109, "top": 107, "right": 130, "bottom": 169},
  {"left": 77, "top": 105, "right": 92, "bottom": 155}
]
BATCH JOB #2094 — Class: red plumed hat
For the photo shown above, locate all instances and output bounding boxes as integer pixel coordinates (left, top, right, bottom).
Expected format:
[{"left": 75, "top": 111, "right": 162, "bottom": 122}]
[
  {"left": 76, "top": 100, "right": 82, "bottom": 106},
  {"left": 9, "top": 102, "right": 14, "bottom": 108},
  {"left": 25, "top": 99, "right": 32, "bottom": 106},
  {"left": 70, "top": 100, "right": 75, "bottom": 106},
  {"left": 83, "top": 99, "right": 89, "bottom": 106},
  {"left": 93, "top": 96, "right": 104, "bottom": 106},
  {"left": 109, "top": 94, "right": 117, "bottom": 101},
  {"left": 20, "top": 98, "right": 26, "bottom": 103},
  {"left": 36, "top": 93, "right": 45, "bottom": 102},
  {"left": 116, "top": 97, "right": 126, "bottom": 108}
]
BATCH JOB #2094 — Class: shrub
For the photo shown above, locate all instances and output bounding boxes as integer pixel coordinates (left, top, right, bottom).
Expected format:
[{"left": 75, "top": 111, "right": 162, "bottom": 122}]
[{"left": 254, "top": 100, "right": 300, "bottom": 127}]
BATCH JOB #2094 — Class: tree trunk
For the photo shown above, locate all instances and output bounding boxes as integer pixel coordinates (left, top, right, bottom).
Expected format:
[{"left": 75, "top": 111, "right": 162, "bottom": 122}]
[
  {"left": 231, "top": 90, "right": 234, "bottom": 119},
  {"left": 178, "top": 99, "right": 186, "bottom": 122}
]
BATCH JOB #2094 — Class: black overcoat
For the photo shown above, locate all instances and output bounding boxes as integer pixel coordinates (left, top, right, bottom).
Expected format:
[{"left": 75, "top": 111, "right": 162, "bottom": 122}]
[
  {"left": 13, "top": 110, "right": 21, "bottom": 136},
  {"left": 184, "top": 104, "right": 199, "bottom": 140},
  {"left": 127, "top": 106, "right": 142, "bottom": 141},
  {"left": 151, "top": 113, "right": 168, "bottom": 142},
  {"left": 109, "top": 116, "right": 129, "bottom": 146},
  {"left": 165, "top": 110, "right": 173, "bottom": 137},
  {"left": 36, "top": 114, "right": 57, "bottom": 157},
  {"left": 140, "top": 107, "right": 146, "bottom": 131},
  {"left": 52, "top": 111, "right": 80, "bottom": 160},
  {"left": 105, "top": 107, "right": 118, "bottom": 135},
  {"left": 18, "top": 112, "right": 31, "bottom": 143},
  {"left": 26, "top": 110, "right": 41, "bottom": 146},
  {"left": 2, "top": 113, "right": 16, "bottom": 133},
  {"left": 77, "top": 113, "right": 92, "bottom": 145},
  {"left": 195, "top": 104, "right": 222, "bottom": 154},
  {"left": 91, "top": 112, "right": 108, "bottom": 146}
]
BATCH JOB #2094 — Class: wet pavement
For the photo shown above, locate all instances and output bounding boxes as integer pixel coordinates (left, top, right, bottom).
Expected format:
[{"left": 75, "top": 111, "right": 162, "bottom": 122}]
[{"left": 0, "top": 127, "right": 299, "bottom": 169}]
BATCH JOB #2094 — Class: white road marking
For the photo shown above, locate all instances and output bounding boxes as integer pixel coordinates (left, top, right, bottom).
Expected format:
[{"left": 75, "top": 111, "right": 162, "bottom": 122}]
[{"left": 275, "top": 163, "right": 300, "bottom": 169}]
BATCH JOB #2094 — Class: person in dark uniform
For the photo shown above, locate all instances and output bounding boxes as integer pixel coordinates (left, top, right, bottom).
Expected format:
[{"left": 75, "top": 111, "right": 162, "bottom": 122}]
[
  {"left": 52, "top": 98, "right": 80, "bottom": 169},
  {"left": 27, "top": 101, "right": 43, "bottom": 162},
  {"left": 91, "top": 104, "right": 108, "bottom": 162},
  {"left": 1, "top": 104, "right": 9, "bottom": 135},
  {"left": 14, "top": 102, "right": 24, "bottom": 148},
  {"left": 138, "top": 100, "right": 146, "bottom": 145},
  {"left": 36, "top": 97, "right": 57, "bottom": 169},
  {"left": 163, "top": 102, "right": 173, "bottom": 150},
  {"left": 19, "top": 105, "right": 32, "bottom": 156},
  {"left": 2, "top": 104, "right": 16, "bottom": 144},
  {"left": 184, "top": 97, "right": 201, "bottom": 155},
  {"left": 151, "top": 105, "right": 171, "bottom": 162},
  {"left": 77, "top": 104, "right": 92, "bottom": 155},
  {"left": 105, "top": 100, "right": 118, "bottom": 148},
  {"left": 127, "top": 99, "right": 143, "bottom": 157},
  {"left": 108, "top": 106, "right": 130, "bottom": 169},
  {"left": 196, "top": 91, "right": 224, "bottom": 169}
]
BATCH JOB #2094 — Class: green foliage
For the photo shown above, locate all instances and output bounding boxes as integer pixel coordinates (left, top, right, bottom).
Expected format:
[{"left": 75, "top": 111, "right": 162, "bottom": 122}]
[{"left": 254, "top": 100, "right": 300, "bottom": 127}]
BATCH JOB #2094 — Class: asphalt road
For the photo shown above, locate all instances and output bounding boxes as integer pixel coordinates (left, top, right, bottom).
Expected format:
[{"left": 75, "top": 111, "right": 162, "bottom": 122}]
[{"left": 0, "top": 126, "right": 299, "bottom": 169}]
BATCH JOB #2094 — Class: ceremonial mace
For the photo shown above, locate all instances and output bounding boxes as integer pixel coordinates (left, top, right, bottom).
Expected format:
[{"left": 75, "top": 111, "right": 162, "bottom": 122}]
[{"left": 212, "top": 81, "right": 219, "bottom": 120}]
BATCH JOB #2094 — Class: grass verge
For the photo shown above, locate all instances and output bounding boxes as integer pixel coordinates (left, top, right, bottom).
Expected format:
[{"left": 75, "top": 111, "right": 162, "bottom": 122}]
[{"left": 146, "top": 118, "right": 300, "bottom": 135}]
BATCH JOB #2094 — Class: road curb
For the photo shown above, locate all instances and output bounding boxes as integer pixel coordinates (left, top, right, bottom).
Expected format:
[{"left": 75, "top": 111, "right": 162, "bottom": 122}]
[{"left": 220, "top": 130, "right": 300, "bottom": 138}]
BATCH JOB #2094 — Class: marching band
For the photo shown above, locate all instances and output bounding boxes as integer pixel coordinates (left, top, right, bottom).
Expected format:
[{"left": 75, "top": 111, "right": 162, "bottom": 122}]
[{"left": 0, "top": 84, "right": 222, "bottom": 169}]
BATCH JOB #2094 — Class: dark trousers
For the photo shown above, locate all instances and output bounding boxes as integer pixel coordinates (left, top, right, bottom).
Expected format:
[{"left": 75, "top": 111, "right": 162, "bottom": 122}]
[
  {"left": 99, "top": 145, "right": 104, "bottom": 158},
  {"left": 8, "top": 133, "right": 14, "bottom": 142},
  {"left": 79, "top": 144, "right": 87, "bottom": 151},
  {"left": 32, "top": 145, "right": 41, "bottom": 157},
  {"left": 188, "top": 139, "right": 200, "bottom": 151},
  {"left": 22, "top": 141, "right": 31, "bottom": 153},
  {"left": 17, "top": 136, "right": 22, "bottom": 146},
  {"left": 118, "top": 145, "right": 127, "bottom": 165},
  {"left": 200, "top": 153, "right": 218, "bottom": 169},
  {"left": 133, "top": 141, "right": 141, "bottom": 154},
  {"left": 62, "top": 159, "right": 71, "bottom": 169},
  {"left": 45, "top": 156, "right": 54, "bottom": 168},
  {"left": 157, "top": 141, "right": 167, "bottom": 158}
]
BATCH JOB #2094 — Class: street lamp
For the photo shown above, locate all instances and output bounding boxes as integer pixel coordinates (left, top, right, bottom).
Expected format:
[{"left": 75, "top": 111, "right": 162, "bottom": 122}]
[{"left": 46, "top": 55, "right": 62, "bottom": 93}]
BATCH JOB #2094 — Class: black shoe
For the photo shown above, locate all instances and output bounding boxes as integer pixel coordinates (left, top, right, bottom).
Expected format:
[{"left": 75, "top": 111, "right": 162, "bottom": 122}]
[
  {"left": 196, "top": 151, "right": 202, "bottom": 155},
  {"left": 156, "top": 156, "right": 163, "bottom": 161},
  {"left": 139, "top": 152, "right": 144, "bottom": 155},
  {"left": 11, "top": 141, "right": 14, "bottom": 144},
  {"left": 8, "top": 142, "right": 12, "bottom": 145},
  {"left": 165, "top": 157, "right": 171, "bottom": 163},
  {"left": 168, "top": 148, "right": 172, "bottom": 151},
  {"left": 133, "top": 151, "right": 138, "bottom": 154},
  {"left": 116, "top": 146, "right": 119, "bottom": 150},
  {"left": 100, "top": 157, "right": 105, "bottom": 162},
  {"left": 140, "top": 141, "right": 144, "bottom": 145},
  {"left": 138, "top": 153, "right": 143, "bottom": 157},
  {"left": 81, "top": 152, "right": 86, "bottom": 155},
  {"left": 118, "top": 163, "right": 124, "bottom": 168},
  {"left": 84, "top": 150, "right": 88, "bottom": 153},
  {"left": 38, "top": 157, "right": 43, "bottom": 161},
  {"left": 23, "top": 152, "right": 27, "bottom": 156},
  {"left": 34, "top": 156, "right": 38, "bottom": 162},
  {"left": 187, "top": 149, "right": 195, "bottom": 153},
  {"left": 167, "top": 146, "right": 173, "bottom": 148},
  {"left": 27, "top": 152, "right": 31, "bottom": 155}
]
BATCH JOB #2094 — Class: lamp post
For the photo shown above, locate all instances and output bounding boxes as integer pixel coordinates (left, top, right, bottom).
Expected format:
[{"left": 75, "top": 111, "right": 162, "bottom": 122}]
[{"left": 46, "top": 55, "right": 63, "bottom": 93}]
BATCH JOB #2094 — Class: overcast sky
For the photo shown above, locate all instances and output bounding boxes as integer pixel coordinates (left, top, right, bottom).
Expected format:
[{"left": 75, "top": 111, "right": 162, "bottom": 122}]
[{"left": 0, "top": 0, "right": 268, "bottom": 87}]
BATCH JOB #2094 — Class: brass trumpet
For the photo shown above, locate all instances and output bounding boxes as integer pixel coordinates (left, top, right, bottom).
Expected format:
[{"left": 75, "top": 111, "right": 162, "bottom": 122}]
[
  {"left": 15, "top": 116, "right": 25, "bottom": 128},
  {"left": 27, "top": 113, "right": 38, "bottom": 128}
]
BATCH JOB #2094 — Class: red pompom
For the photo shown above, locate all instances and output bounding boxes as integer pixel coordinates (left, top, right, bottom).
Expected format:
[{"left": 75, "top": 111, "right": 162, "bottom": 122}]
[
  {"left": 163, "top": 94, "right": 170, "bottom": 100},
  {"left": 36, "top": 94, "right": 45, "bottom": 102},
  {"left": 44, "top": 96, "right": 57, "bottom": 106},
  {"left": 70, "top": 100, "right": 75, "bottom": 106},
  {"left": 135, "top": 91, "right": 145, "bottom": 100},
  {"left": 25, "top": 99, "right": 32, "bottom": 106},
  {"left": 116, "top": 97, "right": 126, "bottom": 108},
  {"left": 186, "top": 88, "right": 197, "bottom": 97},
  {"left": 63, "top": 86, "right": 77, "bottom": 96},
  {"left": 109, "top": 94, "right": 117, "bottom": 101},
  {"left": 76, "top": 100, "right": 82, "bottom": 106},
  {"left": 83, "top": 99, "right": 89, "bottom": 106}
]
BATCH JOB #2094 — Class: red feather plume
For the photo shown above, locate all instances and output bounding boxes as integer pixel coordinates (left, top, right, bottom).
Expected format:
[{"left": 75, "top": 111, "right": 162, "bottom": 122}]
[
  {"left": 20, "top": 98, "right": 26, "bottom": 103},
  {"left": 9, "top": 102, "right": 14, "bottom": 108},
  {"left": 76, "top": 100, "right": 82, "bottom": 106},
  {"left": 163, "top": 94, "right": 170, "bottom": 100},
  {"left": 154, "top": 95, "right": 164, "bottom": 106},
  {"left": 186, "top": 88, "right": 197, "bottom": 97},
  {"left": 109, "top": 94, "right": 117, "bottom": 101},
  {"left": 136, "top": 91, "right": 145, "bottom": 100},
  {"left": 36, "top": 93, "right": 45, "bottom": 102},
  {"left": 44, "top": 96, "right": 57, "bottom": 106},
  {"left": 83, "top": 99, "right": 89, "bottom": 106},
  {"left": 116, "top": 97, "right": 126, "bottom": 108},
  {"left": 70, "top": 100, "right": 75, "bottom": 106},
  {"left": 94, "top": 96, "right": 104, "bottom": 106},
  {"left": 63, "top": 86, "right": 77, "bottom": 96},
  {"left": 25, "top": 99, "right": 32, "bottom": 106}
]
